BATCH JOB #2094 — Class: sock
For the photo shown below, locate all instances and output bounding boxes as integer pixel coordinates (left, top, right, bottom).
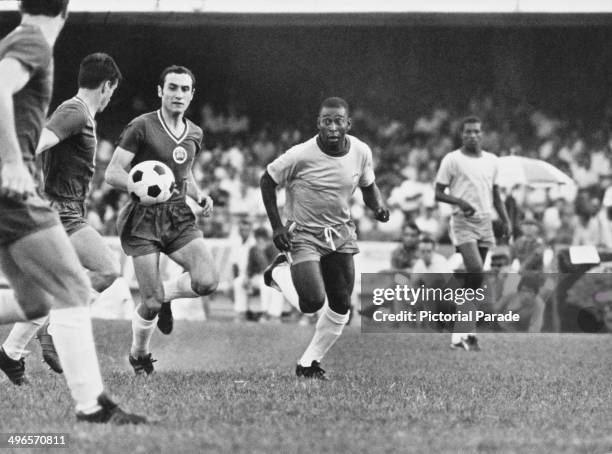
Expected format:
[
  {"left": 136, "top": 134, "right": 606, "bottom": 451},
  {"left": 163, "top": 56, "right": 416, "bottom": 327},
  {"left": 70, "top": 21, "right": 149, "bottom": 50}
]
[
  {"left": 271, "top": 265, "right": 300, "bottom": 312},
  {"left": 47, "top": 307, "right": 104, "bottom": 413},
  {"left": 0, "top": 290, "right": 28, "bottom": 323},
  {"left": 2, "top": 316, "right": 47, "bottom": 360},
  {"left": 163, "top": 273, "right": 198, "bottom": 301},
  {"left": 299, "top": 306, "right": 349, "bottom": 367},
  {"left": 130, "top": 307, "right": 157, "bottom": 357}
]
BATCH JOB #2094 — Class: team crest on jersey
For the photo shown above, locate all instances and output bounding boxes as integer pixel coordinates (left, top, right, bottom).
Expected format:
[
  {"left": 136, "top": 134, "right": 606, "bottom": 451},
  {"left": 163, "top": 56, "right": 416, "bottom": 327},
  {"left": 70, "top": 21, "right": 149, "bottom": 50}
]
[{"left": 173, "top": 146, "right": 188, "bottom": 164}]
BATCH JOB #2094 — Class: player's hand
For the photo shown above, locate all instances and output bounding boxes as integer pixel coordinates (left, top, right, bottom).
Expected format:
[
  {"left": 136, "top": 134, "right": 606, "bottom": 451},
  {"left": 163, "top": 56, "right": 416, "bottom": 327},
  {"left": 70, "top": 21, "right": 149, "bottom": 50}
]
[
  {"left": 273, "top": 225, "right": 293, "bottom": 252},
  {"left": 374, "top": 206, "right": 390, "bottom": 223},
  {"left": 198, "top": 196, "right": 214, "bottom": 217},
  {"left": 0, "top": 160, "right": 36, "bottom": 201},
  {"left": 458, "top": 200, "right": 476, "bottom": 217}
]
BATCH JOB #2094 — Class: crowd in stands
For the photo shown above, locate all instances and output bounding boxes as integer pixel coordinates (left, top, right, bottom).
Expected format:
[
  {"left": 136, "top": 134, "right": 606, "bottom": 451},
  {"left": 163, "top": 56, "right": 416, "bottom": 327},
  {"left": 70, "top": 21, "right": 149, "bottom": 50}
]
[{"left": 83, "top": 93, "right": 612, "bottom": 253}]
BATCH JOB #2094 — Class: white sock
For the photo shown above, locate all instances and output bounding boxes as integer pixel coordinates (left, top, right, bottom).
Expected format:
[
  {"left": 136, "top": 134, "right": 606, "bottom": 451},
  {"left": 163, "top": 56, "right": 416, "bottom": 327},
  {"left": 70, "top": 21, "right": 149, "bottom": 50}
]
[
  {"left": 0, "top": 290, "right": 28, "bottom": 323},
  {"left": 130, "top": 307, "right": 157, "bottom": 357},
  {"left": 2, "top": 316, "right": 47, "bottom": 360},
  {"left": 163, "top": 273, "right": 198, "bottom": 301},
  {"left": 299, "top": 306, "right": 349, "bottom": 367},
  {"left": 271, "top": 265, "right": 300, "bottom": 312},
  {"left": 47, "top": 307, "right": 104, "bottom": 413}
]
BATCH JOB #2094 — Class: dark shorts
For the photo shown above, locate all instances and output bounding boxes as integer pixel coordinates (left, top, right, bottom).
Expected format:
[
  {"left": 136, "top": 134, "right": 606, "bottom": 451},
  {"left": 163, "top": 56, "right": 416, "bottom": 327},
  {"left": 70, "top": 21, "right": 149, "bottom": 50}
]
[
  {"left": 49, "top": 198, "right": 88, "bottom": 236},
  {"left": 0, "top": 194, "right": 60, "bottom": 247},
  {"left": 117, "top": 199, "right": 202, "bottom": 257}
]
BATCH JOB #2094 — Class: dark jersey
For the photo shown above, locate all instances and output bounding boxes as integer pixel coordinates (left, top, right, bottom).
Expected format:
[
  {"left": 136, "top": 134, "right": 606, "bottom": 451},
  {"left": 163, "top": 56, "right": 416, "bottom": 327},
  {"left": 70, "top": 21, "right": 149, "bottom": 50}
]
[
  {"left": 117, "top": 110, "right": 203, "bottom": 202},
  {"left": 42, "top": 97, "right": 96, "bottom": 201},
  {"left": 0, "top": 24, "right": 53, "bottom": 178}
]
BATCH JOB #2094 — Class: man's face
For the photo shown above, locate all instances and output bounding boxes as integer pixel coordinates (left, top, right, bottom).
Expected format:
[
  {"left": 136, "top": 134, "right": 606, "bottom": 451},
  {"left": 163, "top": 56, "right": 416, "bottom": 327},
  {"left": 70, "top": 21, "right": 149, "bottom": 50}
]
[
  {"left": 418, "top": 242, "right": 434, "bottom": 265},
  {"left": 98, "top": 80, "right": 118, "bottom": 113},
  {"left": 461, "top": 121, "right": 482, "bottom": 152},
  {"left": 401, "top": 227, "right": 419, "bottom": 249},
  {"left": 158, "top": 72, "right": 194, "bottom": 115},
  {"left": 238, "top": 223, "right": 251, "bottom": 240},
  {"left": 317, "top": 106, "right": 351, "bottom": 150}
]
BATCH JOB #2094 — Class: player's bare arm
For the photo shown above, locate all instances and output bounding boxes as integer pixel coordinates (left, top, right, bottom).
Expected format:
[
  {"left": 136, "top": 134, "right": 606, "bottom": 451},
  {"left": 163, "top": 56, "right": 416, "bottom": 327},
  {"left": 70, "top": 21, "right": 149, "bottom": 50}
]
[
  {"left": 361, "top": 182, "right": 389, "bottom": 222},
  {"left": 492, "top": 184, "right": 512, "bottom": 238},
  {"left": 35, "top": 128, "right": 61, "bottom": 155},
  {"left": 435, "top": 182, "right": 475, "bottom": 216},
  {"left": 105, "top": 146, "right": 135, "bottom": 191},
  {"left": 260, "top": 170, "right": 292, "bottom": 251},
  {"left": 0, "top": 57, "right": 36, "bottom": 199}
]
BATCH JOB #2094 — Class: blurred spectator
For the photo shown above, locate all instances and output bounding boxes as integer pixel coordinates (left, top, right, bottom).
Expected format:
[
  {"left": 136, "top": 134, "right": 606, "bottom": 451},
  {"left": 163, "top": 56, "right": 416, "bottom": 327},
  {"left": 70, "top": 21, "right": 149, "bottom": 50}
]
[
  {"left": 231, "top": 218, "right": 254, "bottom": 322},
  {"left": 246, "top": 227, "right": 283, "bottom": 323},
  {"left": 390, "top": 223, "right": 420, "bottom": 270},
  {"left": 412, "top": 236, "right": 452, "bottom": 275}
]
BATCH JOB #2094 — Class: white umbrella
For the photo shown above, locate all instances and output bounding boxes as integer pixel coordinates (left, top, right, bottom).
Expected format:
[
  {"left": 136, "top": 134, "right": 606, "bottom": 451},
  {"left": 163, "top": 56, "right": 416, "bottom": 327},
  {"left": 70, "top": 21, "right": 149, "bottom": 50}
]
[{"left": 496, "top": 156, "right": 576, "bottom": 188}]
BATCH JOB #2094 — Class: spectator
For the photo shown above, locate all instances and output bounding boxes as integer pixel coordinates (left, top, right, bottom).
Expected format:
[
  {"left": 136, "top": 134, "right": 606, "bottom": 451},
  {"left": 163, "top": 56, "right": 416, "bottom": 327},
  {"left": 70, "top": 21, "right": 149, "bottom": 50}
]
[
  {"left": 246, "top": 227, "right": 283, "bottom": 323},
  {"left": 390, "top": 223, "right": 420, "bottom": 270},
  {"left": 230, "top": 218, "right": 255, "bottom": 322}
]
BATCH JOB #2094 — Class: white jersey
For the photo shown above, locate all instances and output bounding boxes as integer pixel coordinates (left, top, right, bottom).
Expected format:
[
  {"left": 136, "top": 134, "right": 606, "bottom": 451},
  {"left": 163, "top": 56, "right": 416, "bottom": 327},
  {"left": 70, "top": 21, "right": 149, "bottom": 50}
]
[
  {"left": 267, "top": 134, "right": 375, "bottom": 230},
  {"left": 435, "top": 148, "right": 499, "bottom": 218}
]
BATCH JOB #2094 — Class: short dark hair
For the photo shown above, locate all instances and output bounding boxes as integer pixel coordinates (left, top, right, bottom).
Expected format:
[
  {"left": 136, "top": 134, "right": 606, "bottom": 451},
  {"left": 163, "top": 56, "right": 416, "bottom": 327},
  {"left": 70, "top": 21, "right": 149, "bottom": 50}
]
[
  {"left": 158, "top": 65, "right": 196, "bottom": 90},
  {"left": 20, "top": 0, "right": 69, "bottom": 18},
  {"left": 320, "top": 97, "right": 349, "bottom": 115},
  {"left": 78, "top": 53, "right": 122, "bottom": 89},
  {"left": 460, "top": 115, "right": 482, "bottom": 132}
]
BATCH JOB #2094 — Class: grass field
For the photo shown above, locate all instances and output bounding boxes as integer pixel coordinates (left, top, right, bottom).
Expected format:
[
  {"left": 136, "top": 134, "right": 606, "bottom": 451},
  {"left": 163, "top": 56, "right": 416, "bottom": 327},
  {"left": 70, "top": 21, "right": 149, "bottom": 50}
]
[{"left": 1, "top": 320, "right": 611, "bottom": 454}]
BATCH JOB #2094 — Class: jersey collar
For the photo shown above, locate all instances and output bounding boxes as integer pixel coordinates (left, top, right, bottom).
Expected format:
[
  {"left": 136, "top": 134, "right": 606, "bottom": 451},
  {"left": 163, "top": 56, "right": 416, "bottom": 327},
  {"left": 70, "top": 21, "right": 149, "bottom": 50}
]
[{"left": 157, "top": 110, "right": 189, "bottom": 144}]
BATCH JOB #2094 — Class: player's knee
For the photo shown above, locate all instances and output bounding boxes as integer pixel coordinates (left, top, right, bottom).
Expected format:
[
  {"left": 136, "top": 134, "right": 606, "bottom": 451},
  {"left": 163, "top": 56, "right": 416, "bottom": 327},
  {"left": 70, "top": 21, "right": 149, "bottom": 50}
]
[
  {"left": 60, "top": 269, "right": 91, "bottom": 307},
  {"left": 99, "top": 270, "right": 120, "bottom": 292},
  {"left": 22, "top": 300, "right": 51, "bottom": 320},
  {"left": 326, "top": 292, "right": 351, "bottom": 315},
  {"left": 191, "top": 277, "right": 218, "bottom": 296},
  {"left": 298, "top": 294, "right": 325, "bottom": 314},
  {"left": 191, "top": 270, "right": 219, "bottom": 296}
]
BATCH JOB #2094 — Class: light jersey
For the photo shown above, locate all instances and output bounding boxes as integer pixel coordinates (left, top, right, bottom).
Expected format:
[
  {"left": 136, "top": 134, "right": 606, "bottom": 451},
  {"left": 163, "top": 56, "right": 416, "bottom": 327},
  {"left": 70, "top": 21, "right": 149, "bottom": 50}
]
[
  {"left": 0, "top": 24, "right": 53, "bottom": 179},
  {"left": 42, "top": 97, "right": 97, "bottom": 201},
  {"left": 267, "top": 134, "right": 375, "bottom": 230},
  {"left": 435, "top": 148, "right": 499, "bottom": 218},
  {"left": 117, "top": 110, "right": 203, "bottom": 202}
]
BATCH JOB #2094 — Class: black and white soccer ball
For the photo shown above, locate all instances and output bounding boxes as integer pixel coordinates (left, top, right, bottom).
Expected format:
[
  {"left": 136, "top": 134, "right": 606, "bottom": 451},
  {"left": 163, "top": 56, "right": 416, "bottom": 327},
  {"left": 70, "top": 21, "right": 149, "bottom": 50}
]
[{"left": 127, "top": 160, "right": 175, "bottom": 206}]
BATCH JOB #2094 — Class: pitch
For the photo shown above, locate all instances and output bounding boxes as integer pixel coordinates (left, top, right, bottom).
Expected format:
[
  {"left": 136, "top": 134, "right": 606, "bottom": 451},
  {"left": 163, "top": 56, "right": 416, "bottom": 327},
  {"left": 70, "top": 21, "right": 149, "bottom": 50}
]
[{"left": 0, "top": 321, "right": 610, "bottom": 453}]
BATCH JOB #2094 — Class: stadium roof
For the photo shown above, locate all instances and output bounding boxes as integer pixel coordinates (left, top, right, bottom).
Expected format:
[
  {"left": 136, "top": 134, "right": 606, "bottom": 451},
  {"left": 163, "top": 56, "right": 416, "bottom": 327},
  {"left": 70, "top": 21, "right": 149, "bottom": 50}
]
[{"left": 1, "top": 0, "right": 612, "bottom": 13}]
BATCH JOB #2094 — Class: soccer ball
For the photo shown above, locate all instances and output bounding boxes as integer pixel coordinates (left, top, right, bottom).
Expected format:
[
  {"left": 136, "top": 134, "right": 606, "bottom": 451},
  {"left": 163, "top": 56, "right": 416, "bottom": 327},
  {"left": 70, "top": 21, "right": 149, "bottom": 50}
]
[{"left": 127, "top": 160, "right": 175, "bottom": 206}]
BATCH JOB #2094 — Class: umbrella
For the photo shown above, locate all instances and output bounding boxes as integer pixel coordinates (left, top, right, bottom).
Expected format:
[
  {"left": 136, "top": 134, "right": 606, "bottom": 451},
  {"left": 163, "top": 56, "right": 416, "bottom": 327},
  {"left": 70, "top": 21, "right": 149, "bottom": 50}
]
[{"left": 496, "top": 156, "right": 576, "bottom": 188}]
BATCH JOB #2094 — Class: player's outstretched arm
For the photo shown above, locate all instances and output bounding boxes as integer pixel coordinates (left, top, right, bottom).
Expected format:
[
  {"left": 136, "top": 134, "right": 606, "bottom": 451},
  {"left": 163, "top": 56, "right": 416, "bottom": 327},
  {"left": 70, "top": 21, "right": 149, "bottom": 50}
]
[
  {"left": 361, "top": 183, "right": 389, "bottom": 222},
  {"left": 435, "top": 182, "right": 475, "bottom": 216},
  {"left": 0, "top": 57, "right": 36, "bottom": 199},
  {"left": 105, "top": 146, "right": 135, "bottom": 192},
  {"left": 260, "top": 171, "right": 291, "bottom": 251}
]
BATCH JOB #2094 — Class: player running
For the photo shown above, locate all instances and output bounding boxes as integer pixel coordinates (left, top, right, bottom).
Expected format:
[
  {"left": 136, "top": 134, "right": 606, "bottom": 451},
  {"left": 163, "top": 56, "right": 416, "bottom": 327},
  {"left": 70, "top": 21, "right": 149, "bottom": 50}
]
[
  {"left": 105, "top": 65, "right": 218, "bottom": 375},
  {"left": 434, "top": 116, "right": 511, "bottom": 350},
  {"left": 261, "top": 97, "right": 389, "bottom": 380},
  {"left": 0, "top": 0, "right": 144, "bottom": 424},
  {"left": 0, "top": 52, "right": 125, "bottom": 381}
]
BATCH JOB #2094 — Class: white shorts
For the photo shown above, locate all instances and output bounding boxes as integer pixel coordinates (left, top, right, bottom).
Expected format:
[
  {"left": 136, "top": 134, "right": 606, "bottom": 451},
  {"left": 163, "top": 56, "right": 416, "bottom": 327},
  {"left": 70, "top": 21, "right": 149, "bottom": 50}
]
[{"left": 449, "top": 214, "right": 495, "bottom": 248}]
